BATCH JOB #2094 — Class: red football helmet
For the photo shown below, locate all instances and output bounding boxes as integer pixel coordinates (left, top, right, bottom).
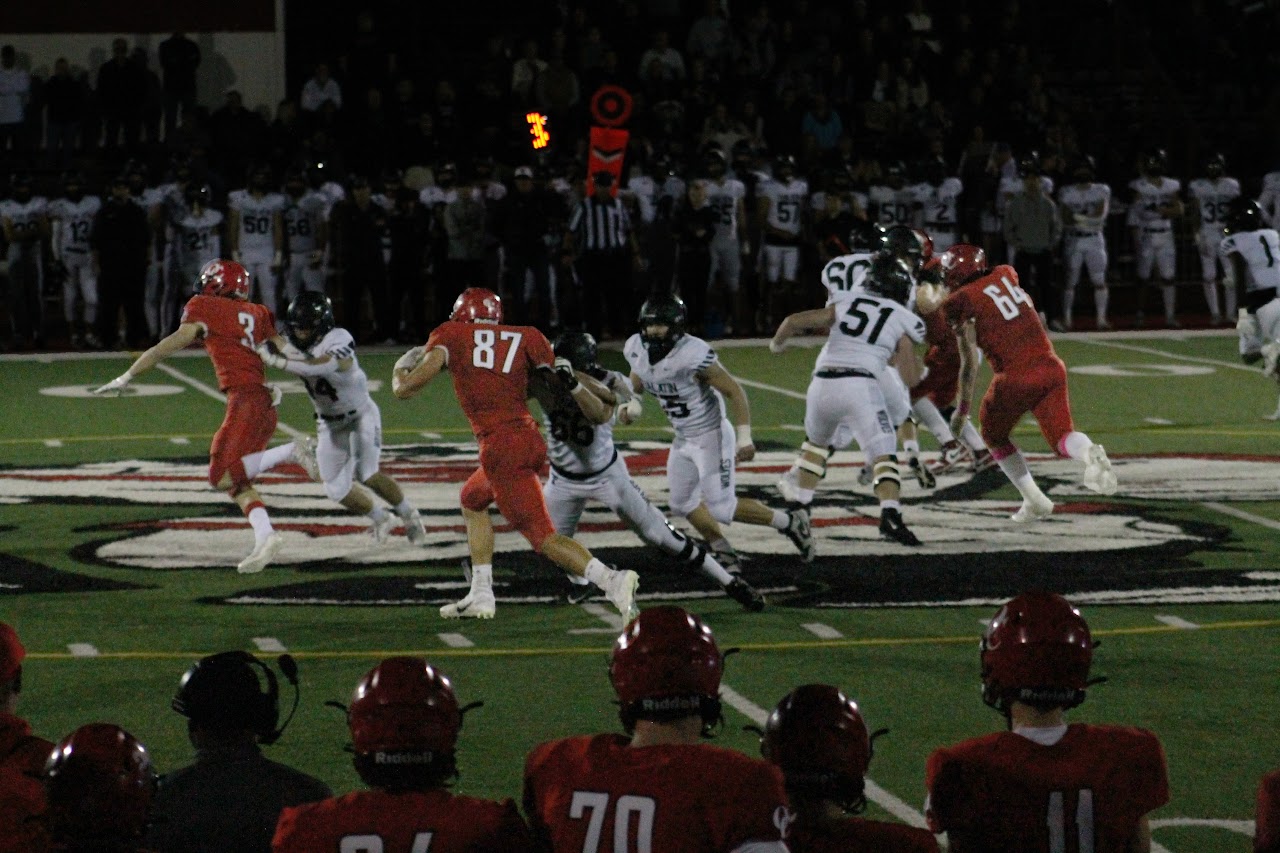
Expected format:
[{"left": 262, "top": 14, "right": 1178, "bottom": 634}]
[
  {"left": 939, "top": 244, "right": 987, "bottom": 289},
  {"left": 44, "top": 723, "right": 157, "bottom": 844},
  {"left": 609, "top": 606, "right": 723, "bottom": 732},
  {"left": 981, "top": 592, "right": 1093, "bottom": 714},
  {"left": 911, "top": 227, "right": 934, "bottom": 262},
  {"left": 198, "top": 259, "right": 250, "bottom": 299},
  {"left": 450, "top": 287, "right": 503, "bottom": 324},
  {"left": 762, "top": 684, "right": 872, "bottom": 811},
  {"left": 349, "top": 656, "right": 461, "bottom": 755}
]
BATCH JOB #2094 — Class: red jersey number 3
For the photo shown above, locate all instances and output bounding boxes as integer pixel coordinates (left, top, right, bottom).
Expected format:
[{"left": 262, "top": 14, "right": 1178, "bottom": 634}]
[
  {"left": 238, "top": 311, "right": 257, "bottom": 349},
  {"left": 982, "top": 275, "right": 1034, "bottom": 320},
  {"left": 472, "top": 328, "right": 524, "bottom": 373}
]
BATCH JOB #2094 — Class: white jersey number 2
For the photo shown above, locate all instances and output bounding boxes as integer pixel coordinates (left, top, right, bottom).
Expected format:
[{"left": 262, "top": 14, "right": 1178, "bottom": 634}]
[{"left": 472, "top": 329, "right": 523, "bottom": 373}]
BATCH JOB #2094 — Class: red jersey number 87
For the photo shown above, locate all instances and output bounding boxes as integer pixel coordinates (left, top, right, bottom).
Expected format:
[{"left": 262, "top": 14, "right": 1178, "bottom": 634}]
[{"left": 472, "top": 328, "right": 524, "bottom": 373}]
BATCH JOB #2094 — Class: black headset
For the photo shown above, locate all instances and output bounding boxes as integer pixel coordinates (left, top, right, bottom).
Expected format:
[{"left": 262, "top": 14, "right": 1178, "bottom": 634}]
[{"left": 171, "top": 651, "right": 300, "bottom": 745}]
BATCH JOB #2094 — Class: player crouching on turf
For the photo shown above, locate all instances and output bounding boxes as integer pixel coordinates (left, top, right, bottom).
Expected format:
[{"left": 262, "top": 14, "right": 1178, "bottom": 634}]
[
  {"left": 760, "top": 684, "right": 939, "bottom": 852},
  {"left": 523, "top": 606, "right": 792, "bottom": 852},
  {"left": 622, "top": 293, "right": 815, "bottom": 565},
  {"left": 1220, "top": 198, "right": 1280, "bottom": 381},
  {"left": 932, "top": 245, "right": 1116, "bottom": 523},
  {"left": 93, "top": 259, "right": 320, "bottom": 574},
  {"left": 535, "top": 331, "right": 765, "bottom": 611},
  {"left": 272, "top": 657, "right": 534, "bottom": 851},
  {"left": 256, "top": 291, "right": 428, "bottom": 545},
  {"left": 770, "top": 253, "right": 926, "bottom": 547},
  {"left": 926, "top": 592, "right": 1170, "bottom": 852}
]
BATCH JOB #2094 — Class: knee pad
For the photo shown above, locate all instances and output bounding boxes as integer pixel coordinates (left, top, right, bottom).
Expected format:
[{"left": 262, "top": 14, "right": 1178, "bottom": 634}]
[
  {"left": 872, "top": 455, "right": 901, "bottom": 489},
  {"left": 798, "top": 441, "right": 833, "bottom": 479},
  {"left": 460, "top": 479, "right": 493, "bottom": 513}
]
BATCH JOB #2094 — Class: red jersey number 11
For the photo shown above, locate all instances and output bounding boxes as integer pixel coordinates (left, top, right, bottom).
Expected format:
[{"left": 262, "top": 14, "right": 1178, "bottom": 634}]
[{"left": 472, "top": 328, "right": 524, "bottom": 373}]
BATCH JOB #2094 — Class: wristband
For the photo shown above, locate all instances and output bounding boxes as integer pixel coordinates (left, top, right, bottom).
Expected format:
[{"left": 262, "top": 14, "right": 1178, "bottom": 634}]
[{"left": 735, "top": 424, "right": 753, "bottom": 448}]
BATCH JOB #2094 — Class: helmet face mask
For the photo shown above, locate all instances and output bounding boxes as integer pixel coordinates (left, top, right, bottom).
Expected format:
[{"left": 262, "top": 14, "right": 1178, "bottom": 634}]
[
  {"left": 847, "top": 220, "right": 886, "bottom": 253},
  {"left": 609, "top": 606, "right": 723, "bottom": 736},
  {"left": 198, "top": 259, "right": 251, "bottom": 299},
  {"left": 980, "top": 592, "right": 1094, "bottom": 716},
  {"left": 761, "top": 684, "right": 871, "bottom": 814},
  {"left": 450, "top": 287, "right": 503, "bottom": 324},
  {"left": 287, "top": 291, "right": 337, "bottom": 352},
  {"left": 637, "top": 295, "right": 688, "bottom": 364}
]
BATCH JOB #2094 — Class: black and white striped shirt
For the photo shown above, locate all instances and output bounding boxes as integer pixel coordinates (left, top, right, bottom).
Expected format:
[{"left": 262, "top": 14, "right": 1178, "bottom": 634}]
[{"left": 568, "top": 196, "right": 631, "bottom": 253}]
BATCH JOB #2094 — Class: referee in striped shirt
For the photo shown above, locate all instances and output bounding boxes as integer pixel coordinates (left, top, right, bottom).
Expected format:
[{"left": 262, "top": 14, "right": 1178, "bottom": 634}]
[{"left": 563, "top": 171, "right": 641, "bottom": 337}]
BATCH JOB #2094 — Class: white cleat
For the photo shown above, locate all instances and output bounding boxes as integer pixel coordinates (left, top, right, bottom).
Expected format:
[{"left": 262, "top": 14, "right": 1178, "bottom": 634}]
[
  {"left": 291, "top": 436, "right": 321, "bottom": 481},
  {"left": 1011, "top": 495, "right": 1055, "bottom": 523},
  {"left": 600, "top": 568, "right": 641, "bottom": 623},
  {"left": 440, "top": 587, "right": 496, "bottom": 619},
  {"left": 237, "top": 532, "right": 283, "bottom": 574},
  {"left": 1261, "top": 341, "right": 1280, "bottom": 379},
  {"left": 370, "top": 513, "right": 394, "bottom": 543},
  {"left": 403, "top": 509, "right": 427, "bottom": 545},
  {"left": 1082, "top": 444, "right": 1118, "bottom": 495},
  {"left": 776, "top": 467, "right": 802, "bottom": 503}
]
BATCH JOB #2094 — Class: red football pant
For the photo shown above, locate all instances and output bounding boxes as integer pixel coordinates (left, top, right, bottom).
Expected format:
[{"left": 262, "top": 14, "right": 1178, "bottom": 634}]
[
  {"left": 209, "top": 385, "right": 278, "bottom": 491},
  {"left": 911, "top": 349, "right": 960, "bottom": 408},
  {"left": 979, "top": 357, "right": 1075, "bottom": 453},
  {"left": 460, "top": 424, "right": 555, "bottom": 551}
]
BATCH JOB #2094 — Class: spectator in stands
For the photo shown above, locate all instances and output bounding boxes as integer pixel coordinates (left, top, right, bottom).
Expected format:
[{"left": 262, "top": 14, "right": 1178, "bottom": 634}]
[
  {"left": 493, "top": 165, "right": 560, "bottom": 329},
  {"left": 330, "top": 175, "right": 389, "bottom": 341},
  {"left": 98, "top": 38, "right": 145, "bottom": 151},
  {"left": 43, "top": 58, "right": 83, "bottom": 165},
  {"left": 0, "top": 45, "right": 30, "bottom": 153},
  {"left": 1003, "top": 155, "right": 1062, "bottom": 328},
  {"left": 443, "top": 176, "right": 487, "bottom": 299},
  {"left": 511, "top": 38, "right": 547, "bottom": 105},
  {"left": 0, "top": 622, "right": 54, "bottom": 853},
  {"left": 386, "top": 185, "right": 431, "bottom": 340},
  {"left": 638, "top": 30, "right": 686, "bottom": 82},
  {"left": 701, "top": 101, "right": 749, "bottom": 157},
  {"left": 208, "top": 89, "right": 268, "bottom": 190},
  {"left": 146, "top": 651, "right": 331, "bottom": 853},
  {"left": 534, "top": 51, "right": 581, "bottom": 132},
  {"left": 134, "top": 47, "right": 164, "bottom": 145},
  {"left": 687, "top": 0, "right": 733, "bottom": 69},
  {"left": 159, "top": 31, "right": 200, "bottom": 140},
  {"left": 801, "top": 93, "right": 844, "bottom": 154},
  {"left": 91, "top": 173, "right": 151, "bottom": 348},
  {"left": 300, "top": 62, "right": 342, "bottom": 113}
]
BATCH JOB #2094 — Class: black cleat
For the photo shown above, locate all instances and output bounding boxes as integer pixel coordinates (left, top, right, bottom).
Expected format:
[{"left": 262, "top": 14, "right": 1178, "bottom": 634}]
[
  {"left": 908, "top": 456, "right": 937, "bottom": 489},
  {"left": 725, "top": 576, "right": 766, "bottom": 612},
  {"left": 783, "top": 506, "right": 816, "bottom": 562},
  {"left": 879, "top": 508, "right": 921, "bottom": 546},
  {"left": 566, "top": 580, "right": 601, "bottom": 605}
]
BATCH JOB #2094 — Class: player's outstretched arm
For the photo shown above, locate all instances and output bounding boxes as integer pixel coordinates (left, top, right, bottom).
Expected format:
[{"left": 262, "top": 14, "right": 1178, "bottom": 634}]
[
  {"left": 770, "top": 305, "right": 836, "bottom": 353},
  {"left": 701, "top": 363, "right": 755, "bottom": 461},
  {"left": 93, "top": 322, "right": 202, "bottom": 395},
  {"left": 255, "top": 336, "right": 344, "bottom": 376},
  {"left": 949, "top": 320, "right": 979, "bottom": 438},
  {"left": 557, "top": 366, "right": 614, "bottom": 425},
  {"left": 392, "top": 346, "right": 446, "bottom": 399}
]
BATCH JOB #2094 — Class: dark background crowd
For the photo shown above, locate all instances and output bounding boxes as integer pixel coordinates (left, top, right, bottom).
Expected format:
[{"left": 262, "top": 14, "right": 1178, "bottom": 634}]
[{"left": 3, "top": 0, "right": 1280, "bottom": 348}]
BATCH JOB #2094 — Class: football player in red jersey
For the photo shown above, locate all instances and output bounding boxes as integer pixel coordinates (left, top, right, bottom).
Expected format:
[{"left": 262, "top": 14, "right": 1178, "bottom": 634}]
[
  {"left": 392, "top": 287, "right": 640, "bottom": 621},
  {"left": 524, "top": 606, "right": 793, "bottom": 853},
  {"left": 925, "top": 592, "right": 1169, "bottom": 853},
  {"left": 760, "top": 684, "right": 938, "bottom": 853},
  {"left": 272, "top": 657, "right": 534, "bottom": 853},
  {"left": 42, "top": 723, "right": 158, "bottom": 853},
  {"left": 93, "top": 259, "right": 320, "bottom": 574},
  {"left": 934, "top": 245, "right": 1116, "bottom": 522},
  {"left": 0, "top": 622, "right": 54, "bottom": 853},
  {"left": 1258, "top": 771, "right": 1280, "bottom": 853}
]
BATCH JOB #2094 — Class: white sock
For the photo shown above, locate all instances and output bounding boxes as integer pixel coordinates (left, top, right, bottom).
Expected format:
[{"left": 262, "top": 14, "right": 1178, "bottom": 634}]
[
  {"left": 241, "top": 443, "right": 296, "bottom": 481},
  {"left": 961, "top": 421, "right": 986, "bottom": 451},
  {"left": 995, "top": 451, "right": 1046, "bottom": 502},
  {"left": 1094, "top": 285, "right": 1109, "bottom": 323},
  {"left": 567, "top": 572, "right": 590, "bottom": 586},
  {"left": 247, "top": 506, "right": 273, "bottom": 542},
  {"left": 880, "top": 498, "right": 901, "bottom": 511},
  {"left": 1203, "top": 280, "right": 1221, "bottom": 318},
  {"left": 583, "top": 558, "right": 615, "bottom": 587},
  {"left": 1061, "top": 431, "right": 1093, "bottom": 462},
  {"left": 369, "top": 506, "right": 390, "bottom": 523},
  {"left": 912, "top": 398, "right": 953, "bottom": 443},
  {"left": 769, "top": 509, "right": 789, "bottom": 530},
  {"left": 797, "top": 487, "right": 815, "bottom": 505},
  {"left": 700, "top": 553, "right": 735, "bottom": 585},
  {"left": 471, "top": 562, "right": 493, "bottom": 589},
  {"left": 395, "top": 499, "right": 415, "bottom": 518}
]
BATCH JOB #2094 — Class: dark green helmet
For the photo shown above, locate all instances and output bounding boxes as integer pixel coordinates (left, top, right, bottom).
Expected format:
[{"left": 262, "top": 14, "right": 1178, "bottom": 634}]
[
  {"left": 881, "top": 225, "right": 924, "bottom": 271},
  {"left": 865, "top": 253, "right": 914, "bottom": 305},
  {"left": 286, "top": 290, "right": 336, "bottom": 351},
  {"left": 848, "top": 220, "right": 887, "bottom": 253},
  {"left": 638, "top": 294, "right": 687, "bottom": 363},
  {"left": 554, "top": 331, "right": 602, "bottom": 377},
  {"left": 1226, "top": 197, "right": 1265, "bottom": 235}
]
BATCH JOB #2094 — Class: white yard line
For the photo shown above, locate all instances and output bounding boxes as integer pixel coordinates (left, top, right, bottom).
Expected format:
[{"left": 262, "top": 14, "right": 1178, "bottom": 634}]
[
  {"left": 717, "top": 684, "right": 930, "bottom": 830},
  {"left": 580, "top": 602, "right": 625, "bottom": 630},
  {"left": 800, "top": 622, "right": 844, "bottom": 639},
  {"left": 1154, "top": 615, "right": 1199, "bottom": 630},
  {"left": 43, "top": 439, "right": 63, "bottom": 448},
  {"left": 1201, "top": 502, "right": 1280, "bottom": 533},
  {"left": 737, "top": 378, "right": 807, "bottom": 401},
  {"left": 437, "top": 633, "right": 475, "bottom": 648},
  {"left": 253, "top": 637, "right": 288, "bottom": 652},
  {"left": 170, "top": 436, "right": 191, "bottom": 445},
  {"left": 67, "top": 643, "right": 99, "bottom": 657},
  {"left": 155, "top": 362, "right": 306, "bottom": 439},
  {"left": 1075, "top": 338, "right": 1258, "bottom": 374}
]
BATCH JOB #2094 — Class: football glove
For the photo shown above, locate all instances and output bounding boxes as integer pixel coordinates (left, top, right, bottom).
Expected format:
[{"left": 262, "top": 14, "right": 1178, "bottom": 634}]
[
  {"left": 255, "top": 343, "right": 288, "bottom": 370},
  {"left": 618, "top": 397, "right": 643, "bottom": 424},
  {"left": 553, "top": 356, "right": 580, "bottom": 390},
  {"left": 394, "top": 346, "right": 425, "bottom": 372},
  {"left": 93, "top": 374, "right": 132, "bottom": 396}
]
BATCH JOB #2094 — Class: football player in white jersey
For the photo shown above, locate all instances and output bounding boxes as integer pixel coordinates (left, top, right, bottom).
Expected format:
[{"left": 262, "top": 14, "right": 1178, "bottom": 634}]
[
  {"left": 1219, "top": 199, "right": 1280, "bottom": 376},
  {"left": 229, "top": 163, "right": 287, "bottom": 313},
  {"left": 1257, "top": 163, "right": 1280, "bottom": 231},
  {"left": 282, "top": 167, "right": 328, "bottom": 302},
  {"left": 703, "top": 149, "right": 750, "bottom": 332},
  {"left": 1058, "top": 156, "right": 1112, "bottom": 330},
  {"left": 49, "top": 172, "right": 102, "bottom": 348},
  {"left": 1129, "top": 148, "right": 1185, "bottom": 328},
  {"left": 257, "top": 291, "right": 427, "bottom": 544},
  {"left": 169, "top": 185, "right": 224, "bottom": 310},
  {"left": 536, "top": 332, "right": 765, "bottom": 610},
  {"left": 868, "top": 161, "right": 922, "bottom": 231},
  {"left": 770, "top": 253, "right": 926, "bottom": 546},
  {"left": 757, "top": 155, "right": 809, "bottom": 324},
  {"left": 1187, "top": 153, "right": 1240, "bottom": 325},
  {"left": 622, "top": 294, "right": 814, "bottom": 564},
  {"left": 912, "top": 156, "right": 963, "bottom": 252},
  {"left": 1, "top": 172, "right": 49, "bottom": 349}
]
